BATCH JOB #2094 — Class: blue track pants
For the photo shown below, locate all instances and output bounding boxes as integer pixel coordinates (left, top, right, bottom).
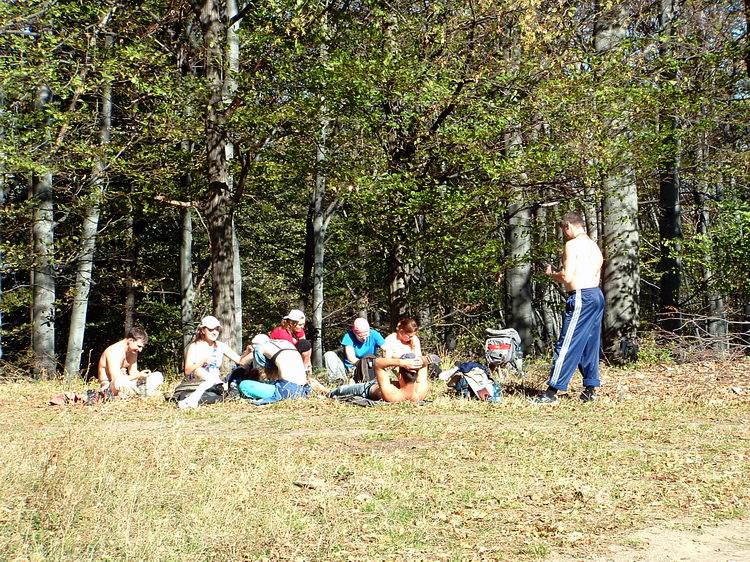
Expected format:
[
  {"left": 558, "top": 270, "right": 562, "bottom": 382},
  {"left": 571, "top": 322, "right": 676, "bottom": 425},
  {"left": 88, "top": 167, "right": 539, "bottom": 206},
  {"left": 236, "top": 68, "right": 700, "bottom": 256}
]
[{"left": 548, "top": 287, "right": 605, "bottom": 391}]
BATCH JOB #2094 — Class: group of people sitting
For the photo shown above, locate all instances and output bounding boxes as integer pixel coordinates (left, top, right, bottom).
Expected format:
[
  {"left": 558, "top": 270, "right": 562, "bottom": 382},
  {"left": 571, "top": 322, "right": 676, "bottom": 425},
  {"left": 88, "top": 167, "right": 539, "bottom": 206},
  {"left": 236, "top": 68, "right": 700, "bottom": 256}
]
[{"left": 96, "top": 310, "right": 436, "bottom": 408}]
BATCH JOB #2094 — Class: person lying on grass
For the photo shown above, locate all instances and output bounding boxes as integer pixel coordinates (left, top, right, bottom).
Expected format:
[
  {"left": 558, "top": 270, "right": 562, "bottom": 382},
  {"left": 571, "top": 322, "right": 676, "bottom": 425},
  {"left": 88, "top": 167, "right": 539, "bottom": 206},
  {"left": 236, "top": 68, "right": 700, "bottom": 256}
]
[
  {"left": 97, "top": 326, "right": 163, "bottom": 399},
  {"left": 326, "top": 353, "right": 427, "bottom": 403},
  {"left": 236, "top": 335, "right": 326, "bottom": 404}
]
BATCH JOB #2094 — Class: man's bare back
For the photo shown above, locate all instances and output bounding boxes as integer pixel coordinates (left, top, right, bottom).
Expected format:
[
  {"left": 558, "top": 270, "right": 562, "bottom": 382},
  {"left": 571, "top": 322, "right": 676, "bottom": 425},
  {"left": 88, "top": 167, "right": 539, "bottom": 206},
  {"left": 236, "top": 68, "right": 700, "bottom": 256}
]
[
  {"left": 546, "top": 221, "right": 602, "bottom": 292},
  {"left": 371, "top": 356, "right": 427, "bottom": 403}
]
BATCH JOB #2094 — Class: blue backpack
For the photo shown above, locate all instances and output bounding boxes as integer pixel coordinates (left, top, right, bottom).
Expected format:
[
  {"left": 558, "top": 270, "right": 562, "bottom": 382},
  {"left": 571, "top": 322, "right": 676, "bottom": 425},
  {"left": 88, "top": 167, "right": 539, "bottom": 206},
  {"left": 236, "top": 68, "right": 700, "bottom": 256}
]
[{"left": 450, "top": 362, "right": 501, "bottom": 403}]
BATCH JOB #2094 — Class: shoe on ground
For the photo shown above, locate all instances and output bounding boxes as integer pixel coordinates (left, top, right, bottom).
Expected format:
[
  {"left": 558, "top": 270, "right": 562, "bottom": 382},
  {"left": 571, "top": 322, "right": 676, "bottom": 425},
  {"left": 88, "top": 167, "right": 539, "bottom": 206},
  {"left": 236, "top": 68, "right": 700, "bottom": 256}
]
[
  {"left": 177, "top": 397, "right": 198, "bottom": 409},
  {"left": 530, "top": 393, "right": 558, "bottom": 405},
  {"left": 580, "top": 388, "right": 597, "bottom": 403}
]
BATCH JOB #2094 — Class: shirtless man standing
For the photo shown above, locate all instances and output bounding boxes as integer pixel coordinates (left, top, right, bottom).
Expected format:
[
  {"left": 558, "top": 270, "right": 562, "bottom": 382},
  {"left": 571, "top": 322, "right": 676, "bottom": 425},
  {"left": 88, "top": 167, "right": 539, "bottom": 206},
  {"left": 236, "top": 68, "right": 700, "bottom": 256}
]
[
  {"left": 532, "top": 211, "right": 605, "bottom": 404},
  {"left": 97, "top": 327, "right": 163, "bottom": 398},
  {"left": 328, "top": 354, "right": 427, "bottom": 403}
]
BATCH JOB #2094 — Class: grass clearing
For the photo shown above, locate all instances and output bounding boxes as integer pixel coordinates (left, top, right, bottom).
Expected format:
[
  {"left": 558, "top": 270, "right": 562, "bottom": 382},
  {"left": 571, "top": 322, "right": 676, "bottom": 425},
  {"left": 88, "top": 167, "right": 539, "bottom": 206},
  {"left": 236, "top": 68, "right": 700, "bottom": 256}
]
[{"left": 0, "top": 360, "right": 748, "bottom": 561}]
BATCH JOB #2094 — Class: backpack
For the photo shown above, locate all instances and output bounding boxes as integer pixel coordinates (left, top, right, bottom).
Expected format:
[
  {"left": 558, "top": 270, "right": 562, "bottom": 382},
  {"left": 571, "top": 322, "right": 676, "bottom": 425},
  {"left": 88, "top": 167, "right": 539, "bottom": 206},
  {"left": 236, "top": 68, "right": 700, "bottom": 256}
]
[
  {"left": 446, "top": 362, "right": 502, "bottom": 403},
  {"left": 484, "top": 328, "right": 523, "bottom": 375}
]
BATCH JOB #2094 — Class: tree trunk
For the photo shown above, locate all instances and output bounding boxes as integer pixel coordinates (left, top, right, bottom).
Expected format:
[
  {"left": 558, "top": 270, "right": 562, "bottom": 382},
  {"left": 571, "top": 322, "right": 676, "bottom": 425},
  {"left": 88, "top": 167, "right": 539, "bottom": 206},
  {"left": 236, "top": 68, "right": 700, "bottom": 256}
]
[
  {"left": 64, "top": 33, "right": 112, "bottom": 380},
  {"left": 601, "top": 172, "right": 640, "bottom": 361},
  {"left": 657, "top": 0, "right": 682, "bottom": 334},
  {"left": 595, "top": 2, "right": 641, "bottom": 361},
  {"left": 31, "top": 84, "right": 56, "bottom": 379},
  {"left": 123, "top": 201, "right": 137, "bottom": 334},
  {"left": 535, "top": 202, "right": 560, "bottom": 352},
  {"left": 504, "top": 128, "right": 534, "bottom": 351},
  {"left": 195, "top": 0, "right": 236, "bottom": 341},
  {"left": 232, "top": 219, "right": 242, "bottom": 349},
  {"left": 226, "top": 0, "right": 242, "bottom": 351},
  {"left": 695, "top": 142, "right": 727, "bottom": 352},
  {"left": 506, "top": 201, "right": 533, "bottom": 352},
  {"left": 388, "top": 242, "right": 410, "bottom": 326},
  {"left": 180, "top": 207, "right": 195, "bottom": 350}
]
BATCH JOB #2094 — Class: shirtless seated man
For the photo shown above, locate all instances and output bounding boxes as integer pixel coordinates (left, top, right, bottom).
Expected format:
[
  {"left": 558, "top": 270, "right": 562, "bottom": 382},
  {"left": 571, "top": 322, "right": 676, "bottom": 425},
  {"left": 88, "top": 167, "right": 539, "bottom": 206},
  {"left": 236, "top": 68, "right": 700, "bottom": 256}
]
[
  {"left": 97, "top": 327, "right": 163, "bottom": 398},
  {"left": 327, "top": 353, "right": 427, "bottom": 403},
  {"left": 237, "top": 335, "right": 324, "bottom": 404}
]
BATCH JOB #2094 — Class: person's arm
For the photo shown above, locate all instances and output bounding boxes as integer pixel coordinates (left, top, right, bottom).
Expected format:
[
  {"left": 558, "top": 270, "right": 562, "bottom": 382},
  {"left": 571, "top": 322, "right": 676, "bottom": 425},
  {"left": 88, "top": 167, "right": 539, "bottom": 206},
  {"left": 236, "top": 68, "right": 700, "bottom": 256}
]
[
  {"left": 220, "top": 341, "right": 242, "bottom": 364},
  {"left": 546, "top": 240, "right": 577, "bottom": 285},
  {"left": 126, "top": 359, "right": 146, "bottom": 381},
  {"left": 238, "top": 345, "right": 253, "bottom": 366},
  {"left": 344, "top": 345, "right": 358, "bottom": 365},
  {"left": 413, "top": 336, "right": 422, "bottom": 357}
]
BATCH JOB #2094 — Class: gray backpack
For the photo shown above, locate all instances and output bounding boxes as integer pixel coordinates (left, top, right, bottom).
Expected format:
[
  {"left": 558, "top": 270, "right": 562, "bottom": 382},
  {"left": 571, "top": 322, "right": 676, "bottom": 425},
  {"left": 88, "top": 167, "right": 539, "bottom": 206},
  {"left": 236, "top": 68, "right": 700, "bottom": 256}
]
[{"left": 484, "top": 328, "right": 524, "bottom": 376}]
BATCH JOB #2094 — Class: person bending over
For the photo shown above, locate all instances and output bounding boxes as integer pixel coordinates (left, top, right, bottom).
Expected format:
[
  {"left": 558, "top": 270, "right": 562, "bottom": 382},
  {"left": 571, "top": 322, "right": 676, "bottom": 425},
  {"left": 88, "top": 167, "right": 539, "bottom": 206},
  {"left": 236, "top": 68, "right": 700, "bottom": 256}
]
[
  {"left": 327, "top": 354, "right": 427, "bottom": 403},
  {"left": 238, "top": 336, "right": 324, "bottom": 404},
  {"left": 97, "top": 326, "right": 163, "bottom": 398}
]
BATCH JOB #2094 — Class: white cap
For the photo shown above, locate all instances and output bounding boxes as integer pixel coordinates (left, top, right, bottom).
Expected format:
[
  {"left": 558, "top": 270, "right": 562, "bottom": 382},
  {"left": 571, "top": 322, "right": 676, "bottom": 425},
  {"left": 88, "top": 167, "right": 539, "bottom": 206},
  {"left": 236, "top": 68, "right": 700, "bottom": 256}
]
[
  {"left": 284, "top": 309, "right": 306, "bottom": 323},
  {"left": 200, "top": 315, "right": 221, "bottom": 329}
]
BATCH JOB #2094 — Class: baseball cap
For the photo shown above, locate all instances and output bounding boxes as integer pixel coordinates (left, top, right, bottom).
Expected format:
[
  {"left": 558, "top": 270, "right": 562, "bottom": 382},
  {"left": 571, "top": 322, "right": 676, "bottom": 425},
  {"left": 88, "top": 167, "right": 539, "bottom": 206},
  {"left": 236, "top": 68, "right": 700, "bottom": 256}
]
[
  {"left": 200, "top": 315, "right": 221, "bottom": 330},
  {"left": 284, "top": 309, "right": 306, "bottom": 323}
]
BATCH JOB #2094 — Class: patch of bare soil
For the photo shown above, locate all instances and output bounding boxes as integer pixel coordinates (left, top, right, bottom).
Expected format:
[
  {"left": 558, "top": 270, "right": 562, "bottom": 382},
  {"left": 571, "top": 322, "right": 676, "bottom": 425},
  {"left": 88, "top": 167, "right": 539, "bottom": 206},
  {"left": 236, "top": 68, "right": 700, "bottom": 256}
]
[{"left": 555, "top": 519, "right": 750, "bottom": 562}]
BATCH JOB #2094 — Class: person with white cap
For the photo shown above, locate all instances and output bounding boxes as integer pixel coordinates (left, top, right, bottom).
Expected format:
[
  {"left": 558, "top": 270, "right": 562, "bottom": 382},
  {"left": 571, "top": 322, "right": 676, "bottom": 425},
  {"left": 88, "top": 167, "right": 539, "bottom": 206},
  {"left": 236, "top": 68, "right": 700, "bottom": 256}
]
[
  {"left": 176, "top": 315, "right": 252, "bottom": 409},
  {"left": 323, "top": 317, "right": 385, "bottom": 383},
  {"left": 269, "top": 309, "right": 306, "bottom": 345}
]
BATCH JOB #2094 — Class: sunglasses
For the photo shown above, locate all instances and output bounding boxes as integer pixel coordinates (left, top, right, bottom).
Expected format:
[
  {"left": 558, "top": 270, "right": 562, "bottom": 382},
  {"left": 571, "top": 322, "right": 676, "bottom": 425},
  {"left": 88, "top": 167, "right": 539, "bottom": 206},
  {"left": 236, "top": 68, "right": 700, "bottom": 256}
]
[{"left": 205, "top": 326, "right": 223, "bottom": 333}]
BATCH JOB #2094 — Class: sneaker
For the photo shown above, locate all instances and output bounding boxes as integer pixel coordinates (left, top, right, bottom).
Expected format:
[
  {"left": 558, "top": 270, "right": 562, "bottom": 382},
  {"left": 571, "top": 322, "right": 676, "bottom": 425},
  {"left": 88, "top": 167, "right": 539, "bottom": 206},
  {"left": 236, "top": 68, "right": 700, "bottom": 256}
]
[
  {"left": 530, "top": 393, "right": 558, "bottom": 405},
  {"left": 177, "top": 397, "right": 198, "bottom": 409},
  {"left": 580, "top": 388, "right": 597, "bottom": 403}
]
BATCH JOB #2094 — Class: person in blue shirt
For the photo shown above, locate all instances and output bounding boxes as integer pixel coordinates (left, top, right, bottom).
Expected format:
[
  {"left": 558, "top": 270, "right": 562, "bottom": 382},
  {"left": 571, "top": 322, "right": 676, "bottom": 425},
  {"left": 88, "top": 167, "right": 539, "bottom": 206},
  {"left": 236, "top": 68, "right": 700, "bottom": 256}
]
[{"left": 324, "top": 318, "right": 385, "bottom": 383}]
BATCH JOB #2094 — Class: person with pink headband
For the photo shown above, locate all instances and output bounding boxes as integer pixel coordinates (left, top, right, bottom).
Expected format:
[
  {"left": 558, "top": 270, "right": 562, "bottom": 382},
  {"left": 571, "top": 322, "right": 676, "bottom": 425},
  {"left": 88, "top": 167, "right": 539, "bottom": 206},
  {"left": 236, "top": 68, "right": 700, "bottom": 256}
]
[{"left": 323, "top": 317, "right": 385, "bottom": 383}]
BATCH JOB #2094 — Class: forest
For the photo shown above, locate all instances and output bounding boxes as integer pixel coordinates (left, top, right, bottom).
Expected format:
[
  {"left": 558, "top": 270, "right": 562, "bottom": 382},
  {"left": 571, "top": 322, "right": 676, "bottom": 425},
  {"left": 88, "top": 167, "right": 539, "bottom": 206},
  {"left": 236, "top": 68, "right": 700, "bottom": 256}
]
[{"left": 1, "top": 0, "right": 749, "bottom": 380}]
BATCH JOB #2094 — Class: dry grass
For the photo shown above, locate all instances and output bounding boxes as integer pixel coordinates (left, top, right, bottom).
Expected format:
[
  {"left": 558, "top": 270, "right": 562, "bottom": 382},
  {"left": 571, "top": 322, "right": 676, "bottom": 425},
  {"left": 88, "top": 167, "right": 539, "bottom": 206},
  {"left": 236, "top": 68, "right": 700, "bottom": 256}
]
[{"left": 0, "top": 359, "right": 748, "bottom": 561}]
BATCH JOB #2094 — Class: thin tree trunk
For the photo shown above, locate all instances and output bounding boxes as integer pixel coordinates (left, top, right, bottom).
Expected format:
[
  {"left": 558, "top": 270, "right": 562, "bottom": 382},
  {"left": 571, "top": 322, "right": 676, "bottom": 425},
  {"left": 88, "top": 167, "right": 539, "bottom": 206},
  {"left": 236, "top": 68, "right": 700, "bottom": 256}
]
[
  {"left": 64, "top": 32, "right": 113, "bottom": 380},
  {"left": 309, "top": 4, "right": 332, "bottom": 367},
  {"left": 180, "top": 207, "right": 195, "bottom": 350},
  {"left": 226, "top": 0, "right": 242, "bottom": 352},
  {"left": 596, "top": 3, "right": 640, "bottom": 361},
  {"left": 0, "top": 175, "right": 5, "bottom": 361},
  {"left": 31, "top": 84, "right": 56, "bottom": 379},
  {"left": 695, "top": 142, "right": 727, "bottom": 352},
  {"left": 123, "top": 200, "right": 137, "bottom": 334},
  {"left": 232, "top": 219, "right": 242, "bottom": 349},
  {"left": 657, "top": 0, "right": 682, "bottom": 334},
  {"left": 388, "top": 242, "right": 410, "bottom": 326}
]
